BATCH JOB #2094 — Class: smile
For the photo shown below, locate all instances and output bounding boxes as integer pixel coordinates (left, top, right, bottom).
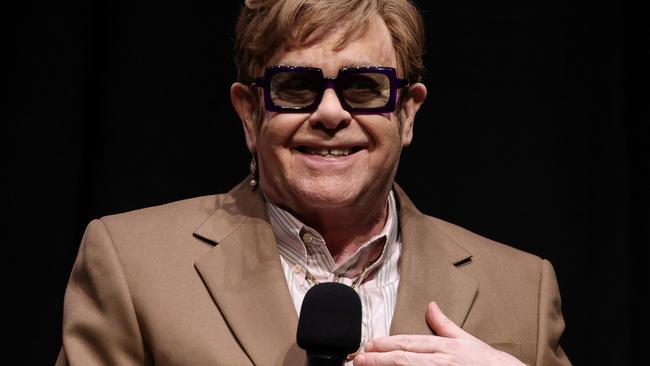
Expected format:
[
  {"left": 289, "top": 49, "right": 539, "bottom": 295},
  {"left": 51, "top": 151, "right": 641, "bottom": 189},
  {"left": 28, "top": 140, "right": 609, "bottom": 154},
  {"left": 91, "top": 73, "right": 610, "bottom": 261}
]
[{"left": 296, "top": 146, "right": 364, "bottom": 157}]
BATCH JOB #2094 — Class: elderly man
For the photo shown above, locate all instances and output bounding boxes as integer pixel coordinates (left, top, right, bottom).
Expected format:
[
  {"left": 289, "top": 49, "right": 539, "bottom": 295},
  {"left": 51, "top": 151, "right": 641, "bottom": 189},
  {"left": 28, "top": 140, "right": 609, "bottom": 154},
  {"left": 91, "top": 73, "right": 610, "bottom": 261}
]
[{"left": 57, "top": 0, "right": 570, "bottom": 365}]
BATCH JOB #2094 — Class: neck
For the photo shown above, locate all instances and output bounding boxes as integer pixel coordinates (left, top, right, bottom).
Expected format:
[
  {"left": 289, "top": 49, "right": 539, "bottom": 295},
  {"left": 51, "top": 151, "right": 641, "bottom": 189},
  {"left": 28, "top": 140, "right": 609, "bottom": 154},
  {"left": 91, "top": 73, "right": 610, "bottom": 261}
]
[{"left": 297, "top": 197, "right": 389, "bottom": 265}]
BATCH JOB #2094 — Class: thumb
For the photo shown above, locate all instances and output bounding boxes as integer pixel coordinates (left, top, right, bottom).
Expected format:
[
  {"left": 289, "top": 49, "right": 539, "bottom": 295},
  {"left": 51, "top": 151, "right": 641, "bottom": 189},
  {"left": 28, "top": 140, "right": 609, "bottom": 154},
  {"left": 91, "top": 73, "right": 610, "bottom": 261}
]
[{"left": 425, "top": 301, "right": 465, "bottom": 338}]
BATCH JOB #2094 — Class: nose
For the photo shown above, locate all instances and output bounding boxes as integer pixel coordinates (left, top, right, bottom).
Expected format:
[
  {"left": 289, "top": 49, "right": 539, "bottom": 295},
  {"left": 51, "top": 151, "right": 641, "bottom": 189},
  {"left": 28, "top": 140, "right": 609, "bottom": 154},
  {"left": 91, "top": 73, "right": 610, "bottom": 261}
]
[{"left": 308, "top": 88, "right": 352, "bottom": 131}]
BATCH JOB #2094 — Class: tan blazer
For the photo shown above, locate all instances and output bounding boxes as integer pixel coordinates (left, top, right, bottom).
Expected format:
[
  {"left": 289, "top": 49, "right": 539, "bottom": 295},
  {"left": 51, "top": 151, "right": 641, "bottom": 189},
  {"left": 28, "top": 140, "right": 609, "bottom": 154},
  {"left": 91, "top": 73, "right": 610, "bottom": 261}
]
[{"left": 56, "top": 181, "right": 570, "bottom": 365}]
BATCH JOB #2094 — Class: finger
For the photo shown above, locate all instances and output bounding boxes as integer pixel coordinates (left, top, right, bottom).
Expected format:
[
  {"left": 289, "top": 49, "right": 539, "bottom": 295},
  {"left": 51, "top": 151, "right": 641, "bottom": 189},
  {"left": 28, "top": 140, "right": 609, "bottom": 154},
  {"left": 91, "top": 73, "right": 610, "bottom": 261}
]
[
  {"left": 354, "top": 350, "right": 440, "bottom": 366},
  {"left": 425, "top": 301, "right": 466, "bottom": 338},
  {"left": 364, "top": 334, "right": 449, "bottom": 353}
]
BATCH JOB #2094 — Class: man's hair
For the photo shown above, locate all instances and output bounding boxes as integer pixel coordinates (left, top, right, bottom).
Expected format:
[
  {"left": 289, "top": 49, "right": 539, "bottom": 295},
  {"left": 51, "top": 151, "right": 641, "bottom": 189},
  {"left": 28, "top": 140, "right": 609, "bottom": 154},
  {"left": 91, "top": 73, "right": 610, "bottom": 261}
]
[{"left": 234, "top": 0, "right": 426, "bottom": 84}]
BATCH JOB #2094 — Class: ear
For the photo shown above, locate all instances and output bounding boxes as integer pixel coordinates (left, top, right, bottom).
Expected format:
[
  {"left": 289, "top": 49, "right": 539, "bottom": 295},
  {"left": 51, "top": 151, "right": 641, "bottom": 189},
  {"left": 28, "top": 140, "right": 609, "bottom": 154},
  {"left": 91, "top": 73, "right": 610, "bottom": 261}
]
[
  {"left": 398, "top": 82, "right": 427, "bottom": 146},
  {"left": 231, "top": 82, "right": 259, "bottom": 154}
]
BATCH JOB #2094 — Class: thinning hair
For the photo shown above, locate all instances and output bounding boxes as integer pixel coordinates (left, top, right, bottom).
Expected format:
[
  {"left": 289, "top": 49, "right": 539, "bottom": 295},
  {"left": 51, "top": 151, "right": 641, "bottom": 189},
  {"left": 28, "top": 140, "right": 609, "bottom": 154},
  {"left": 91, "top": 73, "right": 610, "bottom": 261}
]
[{"left": 234, "top": 0, "right": 426, "bottom": 84}]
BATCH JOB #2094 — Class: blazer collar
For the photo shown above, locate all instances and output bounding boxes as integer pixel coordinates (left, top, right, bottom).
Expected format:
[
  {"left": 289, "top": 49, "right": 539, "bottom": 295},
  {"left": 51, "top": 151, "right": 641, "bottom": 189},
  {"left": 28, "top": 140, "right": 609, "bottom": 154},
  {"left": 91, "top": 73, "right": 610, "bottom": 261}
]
[
  {"left": 193, "top": 181, "right": 478, "bottom": 364},
  {"left": 193, "top": 181, "right": 304, "bottom": 366}
]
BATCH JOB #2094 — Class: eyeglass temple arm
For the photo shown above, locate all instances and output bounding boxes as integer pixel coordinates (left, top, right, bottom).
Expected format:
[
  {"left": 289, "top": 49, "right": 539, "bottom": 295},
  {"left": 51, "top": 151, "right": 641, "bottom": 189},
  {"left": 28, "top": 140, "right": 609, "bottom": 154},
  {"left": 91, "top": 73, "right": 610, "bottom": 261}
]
[{"left": 251, "top": 77, "right": 265, "bottom": 87}]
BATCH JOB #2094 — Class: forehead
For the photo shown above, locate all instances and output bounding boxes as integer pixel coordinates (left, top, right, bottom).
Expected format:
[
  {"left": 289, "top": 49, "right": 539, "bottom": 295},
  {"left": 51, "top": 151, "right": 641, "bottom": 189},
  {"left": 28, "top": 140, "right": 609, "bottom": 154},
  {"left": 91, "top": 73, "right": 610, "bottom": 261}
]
[{"left": 266, "top": 15, "right": 397, "bottom": 75}]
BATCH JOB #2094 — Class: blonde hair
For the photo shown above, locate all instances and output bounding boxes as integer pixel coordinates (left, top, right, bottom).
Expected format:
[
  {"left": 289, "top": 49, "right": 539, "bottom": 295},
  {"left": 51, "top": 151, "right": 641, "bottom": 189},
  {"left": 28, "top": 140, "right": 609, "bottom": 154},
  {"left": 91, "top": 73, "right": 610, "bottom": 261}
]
[{"left": 234, "top": 0, "right": 426, "bottom": 84}]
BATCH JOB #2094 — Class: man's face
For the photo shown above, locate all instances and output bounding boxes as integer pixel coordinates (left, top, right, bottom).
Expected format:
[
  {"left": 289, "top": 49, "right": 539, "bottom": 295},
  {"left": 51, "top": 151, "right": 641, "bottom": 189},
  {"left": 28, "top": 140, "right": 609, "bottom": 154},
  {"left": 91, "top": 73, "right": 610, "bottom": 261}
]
[{"left": 235, "top": 15, "right": 425, "bottom": 219}]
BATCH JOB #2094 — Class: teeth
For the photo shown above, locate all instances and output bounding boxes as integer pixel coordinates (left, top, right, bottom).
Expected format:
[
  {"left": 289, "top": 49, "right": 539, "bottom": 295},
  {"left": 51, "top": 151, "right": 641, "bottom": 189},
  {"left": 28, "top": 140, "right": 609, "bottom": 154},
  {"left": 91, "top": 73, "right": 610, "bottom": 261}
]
[
  {"left": 329, "top": 148, "right": 349, "bottom": 156},
  {"left": 306, "top": 148, "right": 350, "bottom": 157}
]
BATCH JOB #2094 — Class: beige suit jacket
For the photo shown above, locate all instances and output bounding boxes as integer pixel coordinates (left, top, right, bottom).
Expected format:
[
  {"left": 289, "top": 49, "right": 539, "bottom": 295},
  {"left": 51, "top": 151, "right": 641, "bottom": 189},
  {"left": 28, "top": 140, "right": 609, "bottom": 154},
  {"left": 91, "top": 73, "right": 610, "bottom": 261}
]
[{"left": 56, "top": 181, "right": 570, "bottom": 365}]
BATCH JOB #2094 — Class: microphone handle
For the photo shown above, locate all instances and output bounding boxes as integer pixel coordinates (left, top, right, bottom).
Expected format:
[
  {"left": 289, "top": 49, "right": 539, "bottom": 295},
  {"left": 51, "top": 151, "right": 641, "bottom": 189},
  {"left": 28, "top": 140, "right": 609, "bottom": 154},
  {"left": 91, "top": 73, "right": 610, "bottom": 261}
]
[{"left": 307, "top": 353, "right": 347, "bottom": 366}]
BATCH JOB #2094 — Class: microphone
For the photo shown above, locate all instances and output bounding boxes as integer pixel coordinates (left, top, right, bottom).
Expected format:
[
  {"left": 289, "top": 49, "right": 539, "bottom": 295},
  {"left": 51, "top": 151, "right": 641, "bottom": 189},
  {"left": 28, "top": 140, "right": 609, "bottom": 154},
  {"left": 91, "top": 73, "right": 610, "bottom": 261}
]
[{"left": 297, "top": 282, "right": 362, "bottom": 366}]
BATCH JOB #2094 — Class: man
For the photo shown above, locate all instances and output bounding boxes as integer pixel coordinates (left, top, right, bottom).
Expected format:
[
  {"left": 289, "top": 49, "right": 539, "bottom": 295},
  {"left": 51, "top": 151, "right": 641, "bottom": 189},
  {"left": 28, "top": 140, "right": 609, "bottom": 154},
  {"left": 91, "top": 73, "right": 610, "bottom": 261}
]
[{"left": 57, "top": 0, "right": 570, "bottom": 365}]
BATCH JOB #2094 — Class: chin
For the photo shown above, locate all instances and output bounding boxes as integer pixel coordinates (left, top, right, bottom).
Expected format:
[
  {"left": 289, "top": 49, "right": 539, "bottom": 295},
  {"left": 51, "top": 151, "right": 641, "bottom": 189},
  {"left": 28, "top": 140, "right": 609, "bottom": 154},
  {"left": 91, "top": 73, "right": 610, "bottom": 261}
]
[{"left": 294, "top": 181, "right": 360, "bottom": 209}]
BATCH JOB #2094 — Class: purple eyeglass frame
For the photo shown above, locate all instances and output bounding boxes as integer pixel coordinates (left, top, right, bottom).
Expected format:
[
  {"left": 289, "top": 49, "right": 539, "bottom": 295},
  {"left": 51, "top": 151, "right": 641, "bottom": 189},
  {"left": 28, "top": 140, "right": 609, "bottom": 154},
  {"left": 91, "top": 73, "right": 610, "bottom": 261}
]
[{"left": 251, "top": 65, "right": 409, "bottom": 114}]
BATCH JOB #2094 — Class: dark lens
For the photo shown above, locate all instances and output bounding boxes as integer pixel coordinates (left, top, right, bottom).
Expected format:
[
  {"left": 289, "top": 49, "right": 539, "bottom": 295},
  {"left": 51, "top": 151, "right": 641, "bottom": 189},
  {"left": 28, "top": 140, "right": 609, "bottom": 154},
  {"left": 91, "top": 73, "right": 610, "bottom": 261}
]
[
  {"left": 270, "top": 71, "right": 321, "bottom": 108},
  {"left": 340, "top": 72, "right": 390, "bottom": 109}
]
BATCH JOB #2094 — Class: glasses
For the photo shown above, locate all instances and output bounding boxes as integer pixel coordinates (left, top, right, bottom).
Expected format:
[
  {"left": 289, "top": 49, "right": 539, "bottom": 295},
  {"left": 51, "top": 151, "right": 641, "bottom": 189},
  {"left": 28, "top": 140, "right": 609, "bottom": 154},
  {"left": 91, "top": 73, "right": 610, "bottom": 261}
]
[{"left": 251, "top": 66, "right": 409, "bottom": 114}]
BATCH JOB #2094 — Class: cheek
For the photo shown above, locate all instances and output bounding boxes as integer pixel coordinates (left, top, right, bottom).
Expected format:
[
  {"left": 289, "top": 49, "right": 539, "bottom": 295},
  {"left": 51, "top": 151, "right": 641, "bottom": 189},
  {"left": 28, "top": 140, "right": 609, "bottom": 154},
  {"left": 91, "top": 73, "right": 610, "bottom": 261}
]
[
  {"left": 256, "top": 114, "right": 304, "bottom": 168},
  {"left": 363, "top": 116, "right": 403, "bottom": 149},
  {"left": 257, "top": 117, "right": 286, "bottom": 152},
  {"left": 260, "top": 113, "right": 306, "bottom": 140}
]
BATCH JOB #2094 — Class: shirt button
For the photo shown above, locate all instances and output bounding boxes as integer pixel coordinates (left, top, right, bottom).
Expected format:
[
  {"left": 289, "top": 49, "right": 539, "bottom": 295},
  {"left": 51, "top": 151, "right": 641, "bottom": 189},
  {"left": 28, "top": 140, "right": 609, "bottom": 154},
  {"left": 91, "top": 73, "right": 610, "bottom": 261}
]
[
  {"left": 292, "top": 264, "right": 304, "bottom": 274},
  {"left": 302, "top": 232, "right": 313, "bottom": 244}
]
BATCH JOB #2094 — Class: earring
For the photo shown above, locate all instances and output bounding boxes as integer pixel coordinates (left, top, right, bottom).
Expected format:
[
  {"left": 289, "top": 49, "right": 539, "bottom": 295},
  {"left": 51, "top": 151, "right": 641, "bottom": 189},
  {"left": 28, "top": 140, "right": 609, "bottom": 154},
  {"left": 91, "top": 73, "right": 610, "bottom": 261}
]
[{"left": 249, "top": 156, "right": 258, "bottom": 189}]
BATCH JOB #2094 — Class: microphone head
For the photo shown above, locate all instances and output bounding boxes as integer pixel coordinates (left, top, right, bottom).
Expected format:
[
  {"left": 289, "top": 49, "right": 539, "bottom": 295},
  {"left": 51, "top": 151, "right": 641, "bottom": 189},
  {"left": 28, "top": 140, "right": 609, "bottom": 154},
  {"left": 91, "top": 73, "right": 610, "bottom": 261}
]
[{"left": 297, "top": 282, "right": 362, "bottom": 358}]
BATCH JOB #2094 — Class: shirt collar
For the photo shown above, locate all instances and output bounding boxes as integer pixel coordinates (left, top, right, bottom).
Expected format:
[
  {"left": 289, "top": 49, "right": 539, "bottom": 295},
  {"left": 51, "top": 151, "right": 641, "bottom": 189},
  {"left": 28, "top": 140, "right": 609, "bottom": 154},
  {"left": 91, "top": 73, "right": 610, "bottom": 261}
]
[{"left": 264, "top": 191, "right": 400, "bottom": 278}]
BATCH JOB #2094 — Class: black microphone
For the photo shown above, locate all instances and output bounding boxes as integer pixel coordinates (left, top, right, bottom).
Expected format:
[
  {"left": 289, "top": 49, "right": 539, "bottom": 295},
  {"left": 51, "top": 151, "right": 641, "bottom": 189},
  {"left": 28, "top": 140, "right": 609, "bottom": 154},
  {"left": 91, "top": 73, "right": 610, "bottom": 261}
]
[{"left": 297, "top": 282, "right": 362, "bottom": 366}]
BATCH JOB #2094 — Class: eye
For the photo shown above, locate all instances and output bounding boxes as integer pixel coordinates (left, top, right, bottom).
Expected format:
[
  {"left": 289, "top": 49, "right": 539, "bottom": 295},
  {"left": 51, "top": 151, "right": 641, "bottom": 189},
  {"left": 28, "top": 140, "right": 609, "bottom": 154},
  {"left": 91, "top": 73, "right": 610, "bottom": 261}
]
[
  {"left": 340, "top": 72, "right": 391, "bottom": 107},
  {"left": 273, "top": 72, "right": 319, "bottom": 91},
  {"left": 284, "top": 77, "right": 313, "bottom": 90},
  {"left": 343, "top": 75, "right": 380, "bottom": 91},
  {"left": 270, "top": 71, "right": 321, "bottom": 107}
]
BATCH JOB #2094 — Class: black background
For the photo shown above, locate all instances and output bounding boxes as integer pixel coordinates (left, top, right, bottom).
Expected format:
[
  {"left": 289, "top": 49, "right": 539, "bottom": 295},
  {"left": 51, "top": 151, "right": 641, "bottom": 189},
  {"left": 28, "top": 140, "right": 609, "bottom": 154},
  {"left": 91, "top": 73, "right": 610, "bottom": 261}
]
[{"left": 5, "top": 0, "right": 648, "bottom": 364}]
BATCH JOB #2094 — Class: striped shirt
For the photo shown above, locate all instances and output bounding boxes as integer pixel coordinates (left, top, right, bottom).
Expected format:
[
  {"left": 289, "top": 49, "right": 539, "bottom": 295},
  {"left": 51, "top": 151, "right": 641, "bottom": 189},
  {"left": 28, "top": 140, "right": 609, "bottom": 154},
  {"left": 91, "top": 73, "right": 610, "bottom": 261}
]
[{"left": 265, "top": 191, "right": 401, "bottom": 355}]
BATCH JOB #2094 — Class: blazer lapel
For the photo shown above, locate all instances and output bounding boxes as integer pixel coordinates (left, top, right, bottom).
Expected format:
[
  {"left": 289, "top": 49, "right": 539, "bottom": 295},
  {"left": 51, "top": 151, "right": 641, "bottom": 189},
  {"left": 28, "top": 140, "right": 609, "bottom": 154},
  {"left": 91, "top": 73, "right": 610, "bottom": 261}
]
[
  {"left": 193, "top": 183, "right": 306, "bottom": 366},
  {"left": 191, "top": 182, "right": 477, "bottom": 361},
  {"left": 390, "top": 186, "right": 479, "bottom": 335}
]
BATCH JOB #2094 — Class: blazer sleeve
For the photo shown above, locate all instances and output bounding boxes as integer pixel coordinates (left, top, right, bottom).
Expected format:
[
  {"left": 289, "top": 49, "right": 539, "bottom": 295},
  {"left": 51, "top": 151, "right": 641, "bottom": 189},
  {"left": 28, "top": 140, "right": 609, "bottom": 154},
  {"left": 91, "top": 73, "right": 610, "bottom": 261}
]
[
  {"left": 535, "top": 259, "right": 571, "bottom": 365},
  {"left": 56, "top": 219, "right": 148, "bottom": 366}
]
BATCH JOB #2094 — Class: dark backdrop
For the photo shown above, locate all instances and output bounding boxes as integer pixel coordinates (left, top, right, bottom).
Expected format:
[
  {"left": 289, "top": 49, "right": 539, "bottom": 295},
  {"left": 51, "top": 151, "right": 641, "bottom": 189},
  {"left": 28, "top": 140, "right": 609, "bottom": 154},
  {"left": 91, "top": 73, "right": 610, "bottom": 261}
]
[{"left": 6, "top": 0, "right": 648, "bottom": 364}]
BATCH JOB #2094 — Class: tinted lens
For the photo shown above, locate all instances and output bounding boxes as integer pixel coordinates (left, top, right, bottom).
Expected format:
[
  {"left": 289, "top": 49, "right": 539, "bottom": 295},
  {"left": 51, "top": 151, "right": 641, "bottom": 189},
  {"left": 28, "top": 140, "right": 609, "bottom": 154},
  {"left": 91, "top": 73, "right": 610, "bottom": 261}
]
[
  {"left": 270, "top": 70, "right": 321, "bottom": 108},
  {"left": 339, "top": 72, "right": 391, "bottom": 109}
]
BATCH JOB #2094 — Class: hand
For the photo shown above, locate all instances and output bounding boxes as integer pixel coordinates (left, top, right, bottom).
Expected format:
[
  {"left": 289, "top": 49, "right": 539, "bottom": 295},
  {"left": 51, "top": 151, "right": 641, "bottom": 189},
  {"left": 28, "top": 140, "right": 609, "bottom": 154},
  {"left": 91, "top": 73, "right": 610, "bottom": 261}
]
[{"left": 353, "top": 302, "right": 525, "bottom": 366}]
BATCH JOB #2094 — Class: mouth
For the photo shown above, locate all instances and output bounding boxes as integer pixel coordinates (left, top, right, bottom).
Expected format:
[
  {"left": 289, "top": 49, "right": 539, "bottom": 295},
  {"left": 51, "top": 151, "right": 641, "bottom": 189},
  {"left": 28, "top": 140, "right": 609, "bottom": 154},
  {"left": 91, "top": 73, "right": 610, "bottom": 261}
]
[{"left": 295, "top": 146, "right": 365, "bottom": 157}]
